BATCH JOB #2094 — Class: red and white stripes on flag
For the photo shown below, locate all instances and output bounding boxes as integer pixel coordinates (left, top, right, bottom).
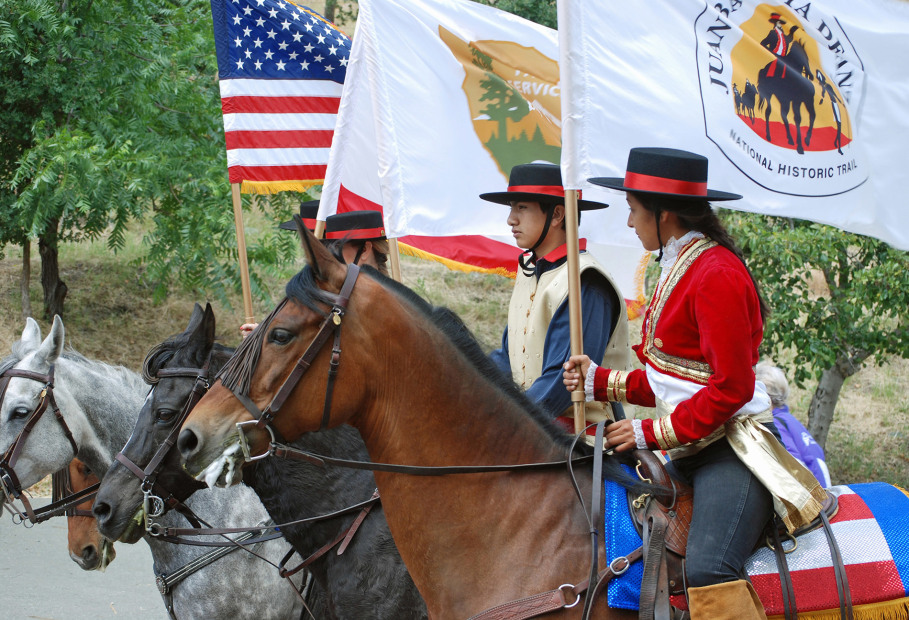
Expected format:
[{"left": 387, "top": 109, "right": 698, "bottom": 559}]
[{"left": 219, "top": 78, "right": 340, "bottom": 191}]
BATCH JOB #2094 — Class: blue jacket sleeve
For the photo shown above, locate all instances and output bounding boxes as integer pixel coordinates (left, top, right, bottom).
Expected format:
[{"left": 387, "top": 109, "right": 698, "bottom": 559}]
[
  {"left": 526, "top": 270, "right": 620, "bottom": 419},
  {"left": 488, "top": 326, "right": 511, "bottom": 376}
]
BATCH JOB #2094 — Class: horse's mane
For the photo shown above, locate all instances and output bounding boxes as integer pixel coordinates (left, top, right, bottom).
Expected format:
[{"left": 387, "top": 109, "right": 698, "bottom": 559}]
[
  {"left": 217, "top": 298, "right": 288, "bottom": 395},
  {"left": 274, "top": 264, "right": 587, "bottom": 452},
  {"left": 57, "top": 349, "right": 145, "bottom": 389},
  {"left": 0, "top": 353, "right": 21, "bottom": 375},
  {"left": 4, "top": 343, "right": 139, "bottom": 388},
  {"left": 143, "top": 329, "right": 235, "bottom": 385}
]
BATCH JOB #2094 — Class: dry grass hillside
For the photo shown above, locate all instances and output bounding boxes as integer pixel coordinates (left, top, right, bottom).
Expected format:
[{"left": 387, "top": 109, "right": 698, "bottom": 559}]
[{"left": 1, "top": 224, "right": 906, "bottom": 492}]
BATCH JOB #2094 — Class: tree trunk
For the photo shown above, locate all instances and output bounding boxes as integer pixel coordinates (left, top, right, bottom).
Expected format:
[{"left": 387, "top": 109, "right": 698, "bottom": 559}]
[
  {"left": 806, "top": 352, "right": 869, "bottom": 449},
  {"left": 324, "top": 0, "right": 337, "bottom": 22},
  {"left": 38, "top": 217, "right": 67, "bottom": 320},
  {"left": 21, "top": 240, "right": 33, "bottom": 320}
]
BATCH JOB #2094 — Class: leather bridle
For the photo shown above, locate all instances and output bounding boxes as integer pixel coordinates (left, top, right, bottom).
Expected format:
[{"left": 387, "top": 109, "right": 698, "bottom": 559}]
[
  {"left": 0, "top": 364, "right": 91, "bottom": 525},
  {"left": 114, "top": 353, "right": 212, "bottom": 532},
  {"left": 228, "top": 264, "right": 360, "bottom": 460}
]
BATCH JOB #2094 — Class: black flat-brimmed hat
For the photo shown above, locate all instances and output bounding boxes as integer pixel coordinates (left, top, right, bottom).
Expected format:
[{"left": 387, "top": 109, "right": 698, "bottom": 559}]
[
  {"left": 480, "top": 163, "right": 609, "bottom": 211},
  {"left": 324, "top": 210, "right": 386, "bottom": 241},
  {"left": 768, "top": 12, "right": 786, "bottom": 24},
  {"left": 588, "top": 147, "right": 742, "bottom": 201},
  {"left": 279, "top": 200, "right": 321, "bottom": 231}
]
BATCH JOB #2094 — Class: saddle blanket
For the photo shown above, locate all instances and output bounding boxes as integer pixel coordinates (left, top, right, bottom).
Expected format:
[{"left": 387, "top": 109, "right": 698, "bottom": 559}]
[{"left": 604, "top": 479, "right": 909, "bottom": 614}]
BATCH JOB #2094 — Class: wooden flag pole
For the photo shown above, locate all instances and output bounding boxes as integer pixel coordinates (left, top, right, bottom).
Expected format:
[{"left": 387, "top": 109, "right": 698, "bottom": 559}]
[
  {"left": 314, "top": 219, "right": 326, "bottom": 239},
  {"left": 230, "top": 183, "right": 255, "bottom": 324},
  {"left": 388, "top": 238, "right": 403, "bottom": 282},
  {"left": 564, "top": 189, "right": 587, "bottom": 434}
]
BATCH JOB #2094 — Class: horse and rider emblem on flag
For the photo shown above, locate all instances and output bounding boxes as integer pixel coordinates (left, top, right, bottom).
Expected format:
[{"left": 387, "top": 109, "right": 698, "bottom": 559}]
[{"left": 695, "top": 3, "right": 865, "bottom": 198}]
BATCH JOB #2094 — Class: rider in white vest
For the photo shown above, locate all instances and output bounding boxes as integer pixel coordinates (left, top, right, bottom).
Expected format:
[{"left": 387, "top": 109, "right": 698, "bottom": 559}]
[{"left": 482, "top": 163, "right": 631, "bottom": 434}]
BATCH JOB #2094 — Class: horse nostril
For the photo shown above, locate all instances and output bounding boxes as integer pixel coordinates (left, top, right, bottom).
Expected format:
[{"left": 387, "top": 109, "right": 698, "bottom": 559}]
[
  {"left": 81, "top": 545, "right": 98, "bottom": 565},
  {"left": 92, "top": 501, "right": 110, "bottom": 523},
  {"left": 177, "top": 428, "right": 199, "bottom": 459}
]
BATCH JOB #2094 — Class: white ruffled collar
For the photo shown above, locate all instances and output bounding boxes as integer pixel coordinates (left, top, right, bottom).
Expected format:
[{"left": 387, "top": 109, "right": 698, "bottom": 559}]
[{"left": 658, "top": 230, "right": 704, "bottom": 282}]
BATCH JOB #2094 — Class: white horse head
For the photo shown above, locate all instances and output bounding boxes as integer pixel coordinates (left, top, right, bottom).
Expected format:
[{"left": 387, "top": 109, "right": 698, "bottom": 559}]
[
  {"left": 0, "top": 317, "right": 75, "bottom": 489},
  {"left": 1, "top": 316, "right": 142, "bottom": 490}
]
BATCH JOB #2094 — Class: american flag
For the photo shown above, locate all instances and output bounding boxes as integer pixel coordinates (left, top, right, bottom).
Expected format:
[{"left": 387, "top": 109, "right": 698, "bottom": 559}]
[{"left": 210, "top": 0, "right": 350, "bottom": 193}]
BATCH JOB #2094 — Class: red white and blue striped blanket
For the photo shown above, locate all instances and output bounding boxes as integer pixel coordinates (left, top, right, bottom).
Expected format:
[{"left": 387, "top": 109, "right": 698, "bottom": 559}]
[{"left": 604, "top": 480, "right": 909, "bottom": 615}]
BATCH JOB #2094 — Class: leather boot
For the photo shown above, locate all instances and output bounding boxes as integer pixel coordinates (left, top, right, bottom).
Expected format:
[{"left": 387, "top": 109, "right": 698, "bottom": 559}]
[{"left": 687, "top": 580, "right": 767, "bottom": 620}]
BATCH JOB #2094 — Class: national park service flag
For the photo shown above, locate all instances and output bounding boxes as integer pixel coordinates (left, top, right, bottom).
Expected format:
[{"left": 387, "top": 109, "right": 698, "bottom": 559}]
[{"left": 319, "top": 0, "right": 649, "bottom": 315}]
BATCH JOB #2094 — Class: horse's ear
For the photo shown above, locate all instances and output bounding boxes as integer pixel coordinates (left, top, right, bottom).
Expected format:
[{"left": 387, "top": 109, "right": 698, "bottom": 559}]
[
  {"left": 295, "top": 215, "right": 345, "bottom": 285},
  {"left": 201, "top": 303, "right": 216, "bottom": 347},
  {"left": 19, "top": 317, "right": 43, "bottom": 352},
  {"left": 185, "top": 303, "right": 216, "bottom": 362},
  {"left": 184, "top": 303, "right": 205, "bottom": 336},
  {"left": 35, "top": 315, "right": 65, "bottom": 365}
]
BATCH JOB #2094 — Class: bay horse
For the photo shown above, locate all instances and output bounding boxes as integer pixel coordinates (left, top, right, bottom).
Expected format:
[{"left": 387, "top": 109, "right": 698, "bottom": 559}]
[
  {"left": 93, "top": 303, "right": 426, "bottom": 619},
  {"left": 0, "top": 317, "right": 304, "bottom": 619},
  {"left": 757, "top": 39, "right": 816, "bottom": 154},
  {"left": 64, "top": 458, "right": 115, "bottom": 571},
  {"left": 178, "top": 225, "right": 643, "bottom": 620},
  {"left": 178, "top": 224, "right": 909, "bottom": 619}
]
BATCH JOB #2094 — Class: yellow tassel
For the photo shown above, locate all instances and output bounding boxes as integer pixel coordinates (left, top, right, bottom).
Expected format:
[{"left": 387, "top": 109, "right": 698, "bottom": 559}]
[
  {"left": 397, "top": 242, "right": 516, "bottom": 278},
  {"left": 767, "top": 597, "right": 909, "bottom": 620},
  {"left": 239, "top": 180, "right": 323, "bottom": 194}
]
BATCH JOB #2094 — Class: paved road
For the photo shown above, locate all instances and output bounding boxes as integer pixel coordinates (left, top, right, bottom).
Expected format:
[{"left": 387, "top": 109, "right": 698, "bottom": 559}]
[{"left": 1, "top": 498, "right": 167, "bottom": 620}]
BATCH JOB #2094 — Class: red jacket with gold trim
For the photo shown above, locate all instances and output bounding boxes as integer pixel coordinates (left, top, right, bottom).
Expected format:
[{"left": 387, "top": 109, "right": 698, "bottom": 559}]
[{"left": 593, "top": 240, "right": 764, "bottom": 448}]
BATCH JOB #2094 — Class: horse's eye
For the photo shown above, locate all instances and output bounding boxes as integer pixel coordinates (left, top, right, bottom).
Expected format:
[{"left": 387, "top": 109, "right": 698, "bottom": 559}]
[
  {"left": 10, "top": 406, "right": 31, "bottom": 420},
  {"left": 268, "top": 328, "right": 294, "bottom": 346},
  {"left": 156, "top": 409, "right": 177, "bottom": 424}
]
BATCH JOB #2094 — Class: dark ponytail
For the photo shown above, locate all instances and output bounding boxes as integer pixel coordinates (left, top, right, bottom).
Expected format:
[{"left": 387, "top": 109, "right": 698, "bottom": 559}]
[{"left": 634, "top": 192, "right": 770, "bottom": 320}]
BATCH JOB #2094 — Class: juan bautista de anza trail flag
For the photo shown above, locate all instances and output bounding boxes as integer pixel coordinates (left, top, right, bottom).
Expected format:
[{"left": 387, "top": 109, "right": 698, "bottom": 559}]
[
  {"left": 559, "top": 0, "right": 909, "bottom": 250},
  {"left": 319, "top": 0, "right": 650, "bottom": 314},
  {"left": 210, "top": 0, "right": 350, "bottom": 194}
]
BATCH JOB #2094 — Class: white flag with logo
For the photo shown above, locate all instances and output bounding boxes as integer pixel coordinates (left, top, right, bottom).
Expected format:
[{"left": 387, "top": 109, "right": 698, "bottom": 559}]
[
  {"left": 559, "top": 0, "right": 909, "bottom": 250},
  {"left": 320, "top": 0, "right": 650, "bottom": 312}
]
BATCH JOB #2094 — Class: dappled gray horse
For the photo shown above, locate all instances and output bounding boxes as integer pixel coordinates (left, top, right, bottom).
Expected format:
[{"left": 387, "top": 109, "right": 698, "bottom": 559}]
[{"left": 0, "top": 317, "right": 303, "bottom": 619}]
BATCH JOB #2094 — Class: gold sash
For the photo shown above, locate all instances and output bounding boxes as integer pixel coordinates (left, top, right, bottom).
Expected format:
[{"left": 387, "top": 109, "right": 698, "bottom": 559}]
[{"left": 664, "top": 403, "right": 826, "bottom": 533}]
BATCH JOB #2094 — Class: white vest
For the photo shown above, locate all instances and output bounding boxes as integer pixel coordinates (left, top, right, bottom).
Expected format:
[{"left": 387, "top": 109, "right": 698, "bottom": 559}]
[{"left": 507, "top": 253, "right": 631, "bottom": 422}]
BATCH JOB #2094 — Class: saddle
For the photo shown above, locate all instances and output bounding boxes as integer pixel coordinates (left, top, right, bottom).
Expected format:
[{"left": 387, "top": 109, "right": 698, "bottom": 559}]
[
  {"left": 627, "top": 450, "right": 840, "bottom": 620},
  {"left": 628, "top": 450, "right": 692, "bottom": 619}
]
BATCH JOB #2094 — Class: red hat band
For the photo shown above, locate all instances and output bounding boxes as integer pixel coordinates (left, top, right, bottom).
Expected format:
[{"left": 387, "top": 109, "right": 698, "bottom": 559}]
[
  {"left": 507, "top": 185, "right": 581, "bottom": 200},
  {"left": 324, "top": 226, "right": 385, "bottom": 240},
  {"left": 623, "top": 171, "right": 707, "bottom": 197}
]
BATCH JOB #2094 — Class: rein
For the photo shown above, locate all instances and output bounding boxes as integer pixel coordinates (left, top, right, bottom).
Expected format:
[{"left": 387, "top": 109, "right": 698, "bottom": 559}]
[
  {"left": 114, "top": 355, "right": 213, "bottom": 532},
  {"left": 269, "top": 442, "right": 597, "bottom": 474},
  {"left": 0, "top": 365, "right": 95, "bottom": 525}
]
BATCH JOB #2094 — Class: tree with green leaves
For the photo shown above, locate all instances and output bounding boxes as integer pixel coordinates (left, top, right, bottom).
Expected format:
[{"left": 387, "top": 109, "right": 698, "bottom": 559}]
[
  {"left": 1, "top": 0, "right": 299, "bottom": 319},
  {"left": 725, "top": 212, "right": 909, "bottom": 449}
]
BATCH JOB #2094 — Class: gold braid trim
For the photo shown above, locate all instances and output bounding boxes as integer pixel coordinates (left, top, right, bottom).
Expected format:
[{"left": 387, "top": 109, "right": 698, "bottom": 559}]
[
  {"left": 607, "top": 369, "right": 630, "bottom": 403},
  {"left": 655, "top": 415, "right": 682, "bottom": 451},
  {"left": 642, "top": 238, "right": 717, "bottom": 384}
]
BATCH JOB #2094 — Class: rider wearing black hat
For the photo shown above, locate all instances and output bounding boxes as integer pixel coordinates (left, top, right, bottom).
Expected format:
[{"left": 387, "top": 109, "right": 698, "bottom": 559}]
[
  {"left": 323, "top": 210, "right": 390, "bottom": 276},
  {"left": 564, "top": 147, "right": 824, "bottom": 619},
  {"left": 242, "top": 204, "right": 390, "bottom": 337},
  {"left": 482, "top": 163, "right": 630, "bottom": 432}
]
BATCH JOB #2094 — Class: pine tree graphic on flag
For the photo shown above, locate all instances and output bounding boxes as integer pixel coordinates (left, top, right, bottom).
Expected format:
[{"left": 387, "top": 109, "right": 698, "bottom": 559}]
[{"left": 210, "top": 0, "right": 350, "bottom": 193}]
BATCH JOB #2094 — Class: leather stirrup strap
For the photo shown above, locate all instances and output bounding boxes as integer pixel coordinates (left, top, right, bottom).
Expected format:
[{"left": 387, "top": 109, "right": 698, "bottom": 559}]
[
  {"left": 820, "top": 509, "right": 853, "bottom": 620},
  {"left": 769, "top": 520, "right": 798, "bottom": 619},
  {"left": 581, "top": 422, "right": 606, "bottom": 617},
  {"left": 639, "top": 508, "right": 671, "bottom": 620}
]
